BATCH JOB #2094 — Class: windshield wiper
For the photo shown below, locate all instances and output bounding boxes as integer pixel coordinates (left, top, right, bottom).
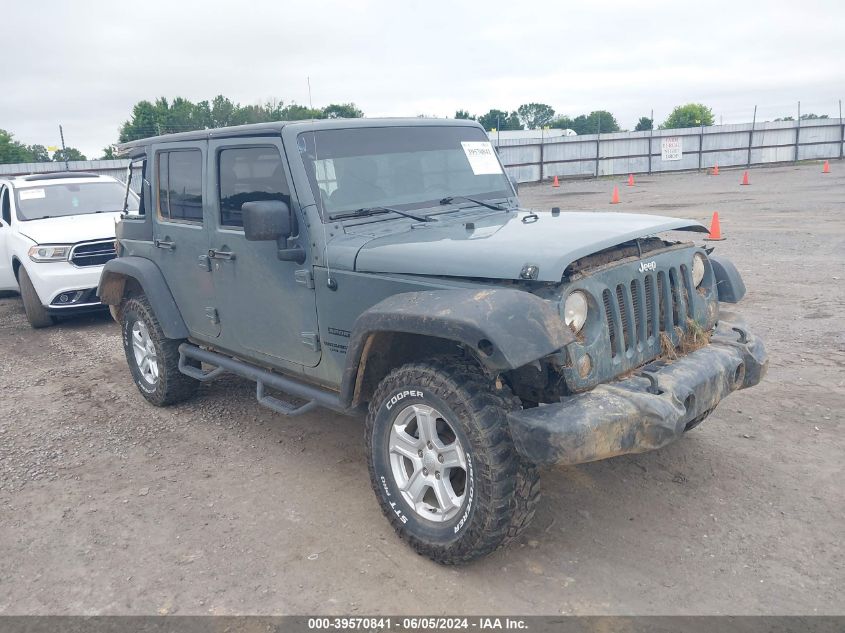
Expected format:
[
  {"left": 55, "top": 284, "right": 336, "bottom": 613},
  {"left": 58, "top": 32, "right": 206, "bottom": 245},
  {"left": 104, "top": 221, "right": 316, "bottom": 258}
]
[
  {"left": 329, "top": 206, "right": 434, "bottom": 222},
  {"left": 439, "top": 195, "right": 507, "bottom": 212}
]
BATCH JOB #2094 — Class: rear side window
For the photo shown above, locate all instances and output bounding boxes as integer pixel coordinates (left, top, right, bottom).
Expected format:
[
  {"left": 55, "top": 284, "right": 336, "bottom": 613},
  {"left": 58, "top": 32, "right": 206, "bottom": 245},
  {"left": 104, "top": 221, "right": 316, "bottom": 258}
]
[
  {"left": 1, "top": 187, "right": 10, "bottom": 225},
  {"left": 218, "top": 147, "right": 290, "bottom": 227},
  {"left": 158, "top": 150, "right": 203, "bottom": 223}
]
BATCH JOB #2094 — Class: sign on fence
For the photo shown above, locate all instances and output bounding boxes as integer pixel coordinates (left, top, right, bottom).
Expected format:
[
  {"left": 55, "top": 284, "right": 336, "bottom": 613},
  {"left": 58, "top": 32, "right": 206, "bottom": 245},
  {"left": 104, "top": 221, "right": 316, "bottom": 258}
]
[{"left": 661, "top": 137, "right": 682, "bottom": 161}]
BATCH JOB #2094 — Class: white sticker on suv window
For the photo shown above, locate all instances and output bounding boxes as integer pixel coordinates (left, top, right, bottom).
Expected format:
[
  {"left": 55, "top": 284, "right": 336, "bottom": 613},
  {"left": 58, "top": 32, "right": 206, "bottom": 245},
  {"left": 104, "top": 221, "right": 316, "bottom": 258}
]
[
  {"left": 461, "top": 142, "right": 503, "bottom": 175},
  {"left": 19, "top": 188, "right": 45, "bottom": 200}
]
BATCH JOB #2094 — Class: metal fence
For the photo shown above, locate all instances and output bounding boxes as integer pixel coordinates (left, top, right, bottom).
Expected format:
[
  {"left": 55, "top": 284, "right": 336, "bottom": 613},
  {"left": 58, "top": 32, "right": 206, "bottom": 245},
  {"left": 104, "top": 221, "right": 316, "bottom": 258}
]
[
  {"left": 494, "top": 118, "right": 845, "bottom": 183},
  {"left": 2, "top": 117, "right": 843, "bottom": 187}
]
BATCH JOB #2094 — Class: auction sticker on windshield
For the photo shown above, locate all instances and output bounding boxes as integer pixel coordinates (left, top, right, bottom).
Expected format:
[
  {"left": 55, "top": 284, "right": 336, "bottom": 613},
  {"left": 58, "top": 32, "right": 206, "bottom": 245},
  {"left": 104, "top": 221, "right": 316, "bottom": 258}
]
[
  {"left": 461, "top": 141, "right": 503, "bottom": 175},
  {"left": 19, "top": 188, "right": 45, "bottom": 200}
]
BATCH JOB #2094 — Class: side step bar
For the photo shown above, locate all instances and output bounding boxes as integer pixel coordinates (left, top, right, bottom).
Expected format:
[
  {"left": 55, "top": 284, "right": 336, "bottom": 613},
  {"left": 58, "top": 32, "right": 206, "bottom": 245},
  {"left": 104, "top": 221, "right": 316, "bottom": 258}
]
[{"left": 178, "top": 343, "right": 351, "bottom": 417}]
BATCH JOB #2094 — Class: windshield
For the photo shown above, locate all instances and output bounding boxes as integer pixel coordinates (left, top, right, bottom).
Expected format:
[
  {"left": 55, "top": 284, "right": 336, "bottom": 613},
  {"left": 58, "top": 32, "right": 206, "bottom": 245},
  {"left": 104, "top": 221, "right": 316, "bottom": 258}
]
[
  {"left": 297, "top": 126, "right": 513, "bottom": 220},
  {"left": 14, "top": 180, "right": 138, "bottom": 221}
]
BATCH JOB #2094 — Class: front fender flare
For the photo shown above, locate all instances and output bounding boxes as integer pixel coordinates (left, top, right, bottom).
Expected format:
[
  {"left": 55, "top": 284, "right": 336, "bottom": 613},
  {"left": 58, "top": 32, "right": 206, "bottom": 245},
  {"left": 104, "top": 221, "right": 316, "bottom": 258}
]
[
  {"left": 97, "top": 256, "right": 189, "bottom": 339},
  {"left": 340, "top": 288, "right": 574, "bottom": 406},
  {"left": 711, "top": 255, "right": 746, "bottom": 303}
]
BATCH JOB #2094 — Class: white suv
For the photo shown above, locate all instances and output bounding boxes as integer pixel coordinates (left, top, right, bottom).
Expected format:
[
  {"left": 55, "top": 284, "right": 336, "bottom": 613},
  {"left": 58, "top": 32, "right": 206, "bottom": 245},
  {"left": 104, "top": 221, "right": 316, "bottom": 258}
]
[{"left": 0, "top": 172, "right": 137, "bottom": 328}]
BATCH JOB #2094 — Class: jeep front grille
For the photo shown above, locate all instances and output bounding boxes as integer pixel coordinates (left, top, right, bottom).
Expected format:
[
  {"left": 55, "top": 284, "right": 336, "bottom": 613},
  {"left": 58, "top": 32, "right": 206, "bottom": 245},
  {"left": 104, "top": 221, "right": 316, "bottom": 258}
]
[
  {"left": 603, "top": 266, "right": 695, "bottom": 357},
  {"left": 70, "top": 240, "right": 116, "bottom": 267}
]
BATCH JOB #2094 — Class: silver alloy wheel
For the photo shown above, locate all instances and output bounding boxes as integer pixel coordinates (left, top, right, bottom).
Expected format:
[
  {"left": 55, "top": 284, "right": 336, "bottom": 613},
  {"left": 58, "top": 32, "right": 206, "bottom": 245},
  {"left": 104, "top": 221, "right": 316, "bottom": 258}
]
[
  {"left": 388, "top": 404, "right": 468, "bottom": 522},
  {"left": 131, "top": 320, "right": 159, "bottom": 385}
]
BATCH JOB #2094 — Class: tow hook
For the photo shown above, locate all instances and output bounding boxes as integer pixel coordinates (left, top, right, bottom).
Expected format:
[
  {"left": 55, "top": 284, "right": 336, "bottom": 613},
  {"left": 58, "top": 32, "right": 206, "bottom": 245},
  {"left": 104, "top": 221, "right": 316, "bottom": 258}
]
[
  {"left": 637, "top": 370, "right": 663, "bottom": 395},
  {"left": 731, "top": 326, "right": 748, "bottom": 344}
]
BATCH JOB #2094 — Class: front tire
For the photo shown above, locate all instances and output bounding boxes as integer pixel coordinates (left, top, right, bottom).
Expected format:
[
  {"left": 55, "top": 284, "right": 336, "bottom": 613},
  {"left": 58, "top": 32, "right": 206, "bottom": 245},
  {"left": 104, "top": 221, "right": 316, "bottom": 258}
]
[
  {"left": 121, "top": 294, "right": 198, "bottom": 406},
  {"left": 365, "top": 357, "right": 539, "bottom": 564},
  {"left": 18, "top": 267, "right": 53, "bottom": 328}
]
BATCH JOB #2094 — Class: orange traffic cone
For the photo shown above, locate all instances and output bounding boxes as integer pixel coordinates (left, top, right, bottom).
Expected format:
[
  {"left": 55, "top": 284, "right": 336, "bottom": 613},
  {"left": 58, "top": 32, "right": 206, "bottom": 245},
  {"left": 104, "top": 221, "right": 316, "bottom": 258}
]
[
  {"left": 627, "top": 173, "right": 635, "bottom": 186},
  {"left": 552, "top": 175, "right": 560, "bottom": 188},
  {"left": 741, "top": 170, "right": 750, "bottom": 186},
  {"left": 705, "top": 212, "right": 726, "bottom": 241},
  {"left": 610, "top": 185, "right": 620, "bottom": 204},
  {"left": 823, "top": 160, "right": 830, "bottom": 173},
  {"left": 712, "top": 163, "right": 719, "bottom": 176}
]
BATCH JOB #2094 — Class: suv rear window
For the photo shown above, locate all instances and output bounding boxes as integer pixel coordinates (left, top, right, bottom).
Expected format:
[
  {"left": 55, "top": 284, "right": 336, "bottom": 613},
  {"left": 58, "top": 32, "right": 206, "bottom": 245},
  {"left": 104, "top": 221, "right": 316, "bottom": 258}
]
[
  {"left": 218, "top": 147, "right": 289, "bottom": 228},
  {"left": 158, "top": 150, "right": 203, "bottom": 223}
]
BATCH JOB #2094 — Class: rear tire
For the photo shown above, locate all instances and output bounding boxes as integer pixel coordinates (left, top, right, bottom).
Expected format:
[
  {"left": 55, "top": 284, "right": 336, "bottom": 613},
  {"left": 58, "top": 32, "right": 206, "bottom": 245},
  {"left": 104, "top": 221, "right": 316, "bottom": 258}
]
[
  {"left": 365, "top": 357, "right": 540, "bottom": 564},
  {"left": 18, "top": 267, "right": 53, "bottom": 328},
  {"left": 121, "top": 294, "right": 198, "bottom": 406}
]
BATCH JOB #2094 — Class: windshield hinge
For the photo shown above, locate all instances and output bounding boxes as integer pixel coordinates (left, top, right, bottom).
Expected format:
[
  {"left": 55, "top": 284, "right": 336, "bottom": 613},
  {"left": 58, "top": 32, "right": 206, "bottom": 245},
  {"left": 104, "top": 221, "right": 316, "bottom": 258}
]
[
  {"left": 301, "top": 331, "right": 320, "bottom": 352},
  {"left": 295, "top": 269, "right": 315, "bottom": 289}
]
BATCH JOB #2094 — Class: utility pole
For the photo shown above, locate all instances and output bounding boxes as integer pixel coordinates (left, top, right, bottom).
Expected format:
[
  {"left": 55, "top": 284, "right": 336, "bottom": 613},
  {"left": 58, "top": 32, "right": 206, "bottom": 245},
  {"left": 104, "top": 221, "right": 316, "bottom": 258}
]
[
  {"left": 746, "top": 105, "right": 756, "bottom": 168},
  {"left": 58, "top": 125, "right": 69, "bottom": 171},
  {"left": 648, "top": 108, "right": 653, "bottom": 174}
]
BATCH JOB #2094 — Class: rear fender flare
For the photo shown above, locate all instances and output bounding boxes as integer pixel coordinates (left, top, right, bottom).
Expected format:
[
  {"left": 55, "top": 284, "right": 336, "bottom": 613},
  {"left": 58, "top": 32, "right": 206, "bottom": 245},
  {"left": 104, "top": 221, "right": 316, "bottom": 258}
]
[
  {"left": 340, "top": 288, "right": 574, "bottom": 407},
  {"left": 97, "top": 256, "right": 189, "bottom": 339}
]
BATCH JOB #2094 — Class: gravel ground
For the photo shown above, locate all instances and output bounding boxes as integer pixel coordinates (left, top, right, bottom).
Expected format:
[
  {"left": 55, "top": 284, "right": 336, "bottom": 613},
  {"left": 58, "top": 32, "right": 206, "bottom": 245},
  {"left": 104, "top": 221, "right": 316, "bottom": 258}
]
[{"left": 0, "top": 162, "right": 842, "bottom": 615}]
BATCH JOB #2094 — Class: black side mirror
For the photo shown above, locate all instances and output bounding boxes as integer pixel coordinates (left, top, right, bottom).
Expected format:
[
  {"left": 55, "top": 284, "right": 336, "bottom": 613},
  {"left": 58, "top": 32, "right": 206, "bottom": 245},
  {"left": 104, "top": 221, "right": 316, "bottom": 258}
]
[{"left": 242, "top": 200, "right": 292, "bottom": 242}]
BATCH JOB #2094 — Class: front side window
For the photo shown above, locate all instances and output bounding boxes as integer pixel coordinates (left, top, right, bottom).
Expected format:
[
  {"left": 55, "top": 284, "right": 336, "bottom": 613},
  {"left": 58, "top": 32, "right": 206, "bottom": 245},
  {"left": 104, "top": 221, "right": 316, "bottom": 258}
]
[
  {"left": 14, "top": 180, "right": 137, "bottom": 221},
  {"left": 158, "top": 150, "right": 203, "bottom": 223},
  {"left": 297, "top": 126, "right": 513, "bottom": 220},
  {"left": 218, "top": 146, "right": 290, "bottom": 227}
]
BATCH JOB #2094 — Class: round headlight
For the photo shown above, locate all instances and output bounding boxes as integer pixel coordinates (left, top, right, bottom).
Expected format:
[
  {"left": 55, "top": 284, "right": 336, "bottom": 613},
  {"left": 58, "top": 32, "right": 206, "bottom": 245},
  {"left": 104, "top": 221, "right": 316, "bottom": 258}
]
[
  {"left": 692, "top": 252, "right": 706, "bottom": 287},
  {"left": 563, "top": 291, "right": 588, "bottom": 333}
]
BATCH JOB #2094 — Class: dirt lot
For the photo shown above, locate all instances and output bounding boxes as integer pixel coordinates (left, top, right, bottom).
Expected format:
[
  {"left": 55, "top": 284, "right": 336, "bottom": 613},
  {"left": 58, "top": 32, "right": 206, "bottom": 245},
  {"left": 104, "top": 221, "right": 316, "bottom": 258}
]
[{"left": 0, "top": 162, "right": 842, "bottom": 615}]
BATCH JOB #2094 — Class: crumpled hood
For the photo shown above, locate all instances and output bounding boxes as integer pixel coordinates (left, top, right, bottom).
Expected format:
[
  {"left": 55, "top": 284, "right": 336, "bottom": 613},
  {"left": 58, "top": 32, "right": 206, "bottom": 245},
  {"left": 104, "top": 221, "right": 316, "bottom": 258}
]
[
  {"left": 353, "top": 210, "right": 708, "bottom": 282},
  {"left": 16, "top": 213, "right": 121, "bottom": 245}
]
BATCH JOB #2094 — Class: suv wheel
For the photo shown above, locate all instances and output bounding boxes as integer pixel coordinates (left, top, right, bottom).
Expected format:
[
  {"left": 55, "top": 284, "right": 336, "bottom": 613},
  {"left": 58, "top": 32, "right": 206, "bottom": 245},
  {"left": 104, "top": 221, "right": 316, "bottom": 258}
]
[
  {"left": 121, "top": 294, "right": 198, "bottom": 406},
  {"left": 365, "top": 357, "right": 540, "bottom": 564},
  {"left": 18, "top": 267, "right": 54, "bottom": 328}
]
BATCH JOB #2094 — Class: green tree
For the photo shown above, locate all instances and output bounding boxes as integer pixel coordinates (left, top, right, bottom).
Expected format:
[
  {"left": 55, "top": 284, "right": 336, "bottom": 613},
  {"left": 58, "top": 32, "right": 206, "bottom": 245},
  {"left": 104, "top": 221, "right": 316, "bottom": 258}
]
[
  {"left": 517, "top": 103, "right": 555, "bottom": 130},
  {"left": 634, "top": 116, "right": 653, "bottom": 131},
  {"left": 0, "top": 129, "right": 39, "bottom": 164},
  {"left": 454, "top": 109, "right": 475, "bottom": 120},
  {"left": 323, "top": 103, "right": 364, "bottom": 119},
  {"left": 279, "top": 103, "right": 323, "bottom": 120},
  {"left": 478, "top": 109, "right": 522, "bottom": 131},
  {"left": 101, "top": 146, "right": 116, "bottom": 159},
  {"left": 549, "top": 115, "right": 575, "bottom": 131},
  {"left": 27, "top": 144, "right": 51, "bottom": 162},
  {"left": 549, "top": 111, "right": 620, "bottom": 135},
  {"left": 800, "top": 113, "right": 829, "bottom": 120},
  {"left": 661, "top": 103, "right": 714, "bottom": 129},
  {"left": 52, "top": 147, "right": 87, "bottom": 162},
  {"left": 584, "top": 110, "right": 620, "bottom": 134}
]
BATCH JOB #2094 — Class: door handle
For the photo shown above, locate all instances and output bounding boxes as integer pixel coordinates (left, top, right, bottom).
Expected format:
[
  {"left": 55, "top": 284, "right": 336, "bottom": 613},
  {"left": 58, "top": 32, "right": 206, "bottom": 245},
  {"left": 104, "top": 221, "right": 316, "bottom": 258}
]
[
  {"left": 154, "top": 239, "right": 175, "bottom": 250},
  {"left": 208, "top": 249, "right": 236, "bottom": 261}
]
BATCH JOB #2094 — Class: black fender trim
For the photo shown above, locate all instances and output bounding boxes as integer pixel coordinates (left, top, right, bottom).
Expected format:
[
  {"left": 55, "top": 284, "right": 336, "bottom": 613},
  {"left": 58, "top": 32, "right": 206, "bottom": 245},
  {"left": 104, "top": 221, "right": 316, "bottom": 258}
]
[
  {"left": 711, "top": 256, "right": 746, "bottom": 303},
  {"left": 97, "top": 256, "right": 189, "bottom": 339},
  {"left": 339, "top": 288, "right": 575, "bottom": 406}
]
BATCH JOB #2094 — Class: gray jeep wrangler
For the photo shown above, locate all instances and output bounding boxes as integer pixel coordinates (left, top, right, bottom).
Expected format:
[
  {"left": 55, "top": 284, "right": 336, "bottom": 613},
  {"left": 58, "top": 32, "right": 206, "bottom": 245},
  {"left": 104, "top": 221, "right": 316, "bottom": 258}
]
[{"left": 100, "top": 119, "right": 767, "bottom": 564}]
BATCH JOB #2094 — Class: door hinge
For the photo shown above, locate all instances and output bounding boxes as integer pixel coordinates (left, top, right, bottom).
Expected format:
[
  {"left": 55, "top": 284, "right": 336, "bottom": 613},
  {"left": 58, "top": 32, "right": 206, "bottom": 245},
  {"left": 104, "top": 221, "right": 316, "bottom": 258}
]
[
  {"left": 294, "top": 269, "right": 315, "bottom": 289},
  {"left": 301, "top": 331, "right": 320, "bottom": 351},
  {"left": 205, "top": 307, "right": 220, "bottom": 324}
]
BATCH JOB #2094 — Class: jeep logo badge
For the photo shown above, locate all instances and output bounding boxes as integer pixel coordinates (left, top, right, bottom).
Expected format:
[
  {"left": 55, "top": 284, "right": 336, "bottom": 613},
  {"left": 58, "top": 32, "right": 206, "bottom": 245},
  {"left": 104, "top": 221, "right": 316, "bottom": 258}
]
[{"left": 638, "top": 260, "right": 657, "bottom": 273}]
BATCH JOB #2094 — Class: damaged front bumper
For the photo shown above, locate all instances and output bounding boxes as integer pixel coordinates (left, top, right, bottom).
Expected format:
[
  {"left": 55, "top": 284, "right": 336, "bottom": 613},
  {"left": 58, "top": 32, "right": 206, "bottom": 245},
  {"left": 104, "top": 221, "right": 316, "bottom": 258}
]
[{"left": 507, "top": 320, "right": 768, "bottom": 467}]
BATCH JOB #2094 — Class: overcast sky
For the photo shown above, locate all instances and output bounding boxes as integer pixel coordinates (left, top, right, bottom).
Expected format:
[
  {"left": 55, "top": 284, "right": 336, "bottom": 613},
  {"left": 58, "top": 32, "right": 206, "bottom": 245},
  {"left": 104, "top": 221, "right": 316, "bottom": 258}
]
[{"left": 3, "top": 0, "right": 843, "bottom": 159}]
